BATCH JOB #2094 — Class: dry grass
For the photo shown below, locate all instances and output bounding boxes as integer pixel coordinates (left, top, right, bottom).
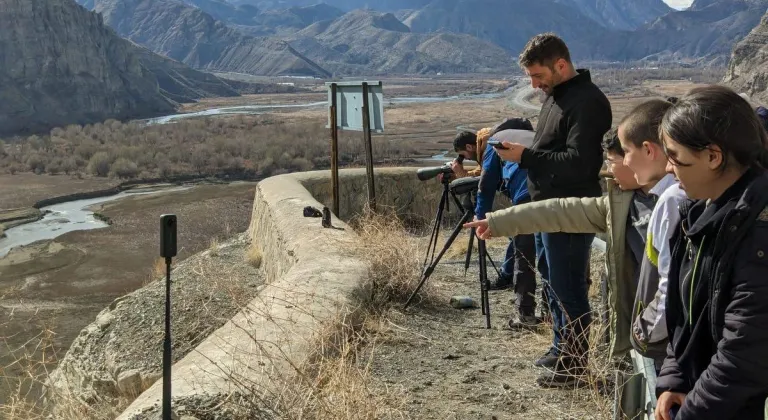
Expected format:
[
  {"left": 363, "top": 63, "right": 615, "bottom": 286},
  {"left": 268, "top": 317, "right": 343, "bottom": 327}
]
[
  {"left": 142, "top": 257, "right": 167, "bottom": 287},
  {"left": 245, "top": 246, "right": 262, "bottom": 269},
  {"left": 0, "top": 325, "right": 127, "bottom": 420},
  {"left": 350, "top": 207, "right": 432, "bottom": 311},
  {"left": 266, "top": 314, "right": 406, "bottom": 420},
  {"left": 209, "top": 237, "right": 220, "bottom": 257}
]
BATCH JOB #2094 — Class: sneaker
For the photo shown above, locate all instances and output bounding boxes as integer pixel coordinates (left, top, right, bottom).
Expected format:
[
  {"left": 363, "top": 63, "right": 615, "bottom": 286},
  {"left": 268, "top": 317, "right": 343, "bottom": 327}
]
[
  {"left": 488, "top": 276, "right": 513, "bottom": 290},
  {"left": 536, "top": 357, "right": 588, "bottom": 389},
  {"left": 534, "top": 348, "right": 558, "bottom": 368},
  {"left": 507, "top": 315, "right": 542, "bottom": 331}
]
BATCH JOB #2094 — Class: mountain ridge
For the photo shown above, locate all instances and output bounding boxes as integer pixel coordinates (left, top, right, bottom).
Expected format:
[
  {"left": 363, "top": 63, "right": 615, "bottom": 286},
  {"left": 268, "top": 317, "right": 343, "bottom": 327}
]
[
  {"left": 83, "top": 0, "right": 333, "bottom": 77},
  {"left": 724, "top": 10, "right": 768, "bottom": 103}
]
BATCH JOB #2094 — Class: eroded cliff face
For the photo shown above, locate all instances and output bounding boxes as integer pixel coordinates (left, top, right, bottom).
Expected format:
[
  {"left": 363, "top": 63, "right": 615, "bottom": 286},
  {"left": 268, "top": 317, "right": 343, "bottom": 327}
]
[
  {"left": 0, "top": 0, "right": 176, "bottom": 136},
  {"left": 725, "top": 11, "right": 768, "bottom": 103}
]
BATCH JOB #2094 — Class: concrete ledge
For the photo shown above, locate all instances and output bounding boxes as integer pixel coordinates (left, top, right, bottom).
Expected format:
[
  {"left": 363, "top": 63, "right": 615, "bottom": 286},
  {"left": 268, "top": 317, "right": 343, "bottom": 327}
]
[{"left": 117, "top": 167, "right": 442, "bottom": 418}]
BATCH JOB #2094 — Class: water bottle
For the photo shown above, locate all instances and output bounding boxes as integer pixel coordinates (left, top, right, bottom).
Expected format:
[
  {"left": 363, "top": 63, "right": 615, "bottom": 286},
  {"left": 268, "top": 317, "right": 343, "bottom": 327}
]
[{"left": 450, "top": 295, "right": 476, "bottom": 309}]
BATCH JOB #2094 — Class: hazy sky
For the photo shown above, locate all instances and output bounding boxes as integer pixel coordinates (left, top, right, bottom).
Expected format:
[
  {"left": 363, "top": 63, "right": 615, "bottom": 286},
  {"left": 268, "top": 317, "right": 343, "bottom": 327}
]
[{"left": 664, "top": 0, "right": 694, "bottom": 9}]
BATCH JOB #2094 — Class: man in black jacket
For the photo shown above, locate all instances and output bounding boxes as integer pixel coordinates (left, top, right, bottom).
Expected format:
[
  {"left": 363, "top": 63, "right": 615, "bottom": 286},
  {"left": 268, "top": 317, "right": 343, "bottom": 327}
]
[{"left": 496, "top": 32, "right": 612, "bottom": 388}]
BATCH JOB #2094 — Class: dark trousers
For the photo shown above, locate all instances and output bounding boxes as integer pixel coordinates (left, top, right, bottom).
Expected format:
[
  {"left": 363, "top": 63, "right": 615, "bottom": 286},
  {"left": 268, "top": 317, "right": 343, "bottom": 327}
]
[
  {"left": 500, "top": 233, "right": 537, "bottom": 316},
  {"left": 540, "top": 232, "right": 594, "bottom": 359}
]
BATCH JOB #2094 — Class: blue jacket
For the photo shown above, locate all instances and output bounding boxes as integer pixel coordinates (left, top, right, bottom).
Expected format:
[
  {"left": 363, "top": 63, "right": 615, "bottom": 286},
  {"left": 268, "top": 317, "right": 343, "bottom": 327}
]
[{"left": 475, "top": 142, "right": 530, "bottom": 220}]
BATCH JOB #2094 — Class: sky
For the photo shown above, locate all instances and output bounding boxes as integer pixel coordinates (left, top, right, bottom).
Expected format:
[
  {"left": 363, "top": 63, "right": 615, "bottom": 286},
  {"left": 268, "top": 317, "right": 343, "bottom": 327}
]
[{"left": 664, "top": 0, "right": 694, "bottom": 9}]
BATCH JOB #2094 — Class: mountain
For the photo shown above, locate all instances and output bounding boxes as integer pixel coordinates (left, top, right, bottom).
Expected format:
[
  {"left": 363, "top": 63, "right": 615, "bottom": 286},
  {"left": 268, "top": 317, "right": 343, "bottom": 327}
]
[
  {"left": 232, "top": 0, "right": 432, "bottom": 12},
  {"left": 724, "top": 11, "right": 768, "bottom": 104},
  {"left": 399, "top": 0, "right": 610, "bottom": 58},
  {"left": 592, "top": 0, "right": 768, "bottom": 64},
  {"left": 554, "top": 0, "right": 672, "bottom": 30},
  {"left": 178, "top": 0, "right": 261, "bottom": 24},
  {"left": 287, "top": 9, "right": 514, "bottom": 75},
  {"left": 231, "top": 3, "right": 345, "bottom": 36},
  {"left": 0, "top": 0, "right": 178, "bottom": 137},
  {"left": 83, "top": 0, "right": 331, "bottom": 77}
]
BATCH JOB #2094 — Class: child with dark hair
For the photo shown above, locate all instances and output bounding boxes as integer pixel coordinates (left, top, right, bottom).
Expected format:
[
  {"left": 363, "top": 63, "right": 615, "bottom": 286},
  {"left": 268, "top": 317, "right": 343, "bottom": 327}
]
[
  {"left": 617, "top": 99, "right": 687, "bottom": 365},
  {"left": 655, "top": 85, "right": 768, "bottom": 420}
]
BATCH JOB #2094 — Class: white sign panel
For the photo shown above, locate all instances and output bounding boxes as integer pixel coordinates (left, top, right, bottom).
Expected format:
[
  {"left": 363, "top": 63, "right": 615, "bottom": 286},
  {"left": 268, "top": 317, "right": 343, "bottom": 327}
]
[{"left": 326, "top": 81, "right": 385, "bottom": 132}]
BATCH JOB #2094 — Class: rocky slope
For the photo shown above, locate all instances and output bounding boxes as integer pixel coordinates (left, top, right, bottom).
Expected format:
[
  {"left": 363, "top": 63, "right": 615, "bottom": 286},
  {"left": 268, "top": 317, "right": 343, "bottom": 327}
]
[
  {"left": 288, "top": 9, "right": 514, "bottom": 75},
  {"left": 47, "top": 235, "right": 264, "bottom": 405},
  {"left": 724, "top": 11, "right": 768, "bottom": 103},
  {"left": 0, "top": 0, "right": 177, "bottom": 137},
  {"left": 555, "top": 0, "right": 672, "bottom": 30},
  {"left": 231, "top": 3, "right": 345, "bottom": 36},
  {"left": 593, "top": 0, "right": 768, "bottom": 64},
  {"left": 85, "top": 0, "right": 332, "bottom": 77},
  {"left": 399, "top": 0, "right": 610, "bottom": 58}
]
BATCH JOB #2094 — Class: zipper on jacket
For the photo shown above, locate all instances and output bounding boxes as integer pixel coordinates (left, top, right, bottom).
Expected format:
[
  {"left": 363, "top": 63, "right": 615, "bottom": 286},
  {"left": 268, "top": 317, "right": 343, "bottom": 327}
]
[{"left": 688, "top": 236, "right": 707, "bottom": 326}]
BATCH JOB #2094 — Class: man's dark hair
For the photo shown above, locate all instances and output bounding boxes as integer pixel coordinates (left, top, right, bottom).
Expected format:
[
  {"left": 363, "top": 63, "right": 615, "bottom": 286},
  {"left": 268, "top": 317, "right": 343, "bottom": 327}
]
[
  {"left": 602, "top": 128, "right": 623, "bottom": 157},
  {"left": 661, "top": 85, "right": 768, "bottom": 171},
  {"left": 453, "top": 131, "right": 477, "bottom": 152},
  {"left": 518, "top": 33, "right": 571, "bottom": 68},
  {"left": 491, "top": 118, "right": 533, "bottom": 136},
  {"left": 618, "top": 99, "right": 673, "bottom": 148}
]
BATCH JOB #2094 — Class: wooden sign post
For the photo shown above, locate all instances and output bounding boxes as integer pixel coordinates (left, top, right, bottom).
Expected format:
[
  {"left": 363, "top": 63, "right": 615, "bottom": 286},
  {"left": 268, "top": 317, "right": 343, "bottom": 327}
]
[{"left": 326, "top": 81, "right": 384, "bottom": 215}]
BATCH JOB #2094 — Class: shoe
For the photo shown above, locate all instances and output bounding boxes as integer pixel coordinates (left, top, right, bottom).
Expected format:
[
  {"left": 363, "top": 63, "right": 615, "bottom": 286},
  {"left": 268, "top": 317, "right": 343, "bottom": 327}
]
[
  {"left": 535, "top": 361, "right": 587, "bottom": 389},
  {"left": 488, "top": 276, "right": 513, "bottom": 290},
  {"left": 507, "top": 315, "right": 542, "bottom": 331},
  {"left": 534, "top": 348, "right": 559, "bottom": 368},
  {"left": 535, "top": 368, "right": 585, "bottom": 389}
]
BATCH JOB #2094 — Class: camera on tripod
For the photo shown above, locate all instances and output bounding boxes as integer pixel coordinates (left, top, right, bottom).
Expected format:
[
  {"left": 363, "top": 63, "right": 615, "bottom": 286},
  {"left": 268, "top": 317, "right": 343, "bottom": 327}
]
[
  {"left": 416, "top": 155, "right": 464, "bottom": 182},
  {"left": 449, "top": 176, "right": 479, "bottom": 197},
  {"left": 406, "top": 166, "right": 495, "bottom": 329}
]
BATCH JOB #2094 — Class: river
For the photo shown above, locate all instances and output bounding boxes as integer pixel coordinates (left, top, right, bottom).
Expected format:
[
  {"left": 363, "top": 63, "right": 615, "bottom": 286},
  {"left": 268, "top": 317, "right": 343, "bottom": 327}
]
[
  {"left": 143, "top": 90, "right": 516, "bottom": 125},
  {"left": 0, "top": 187, "right": 187, "bottom": 258}
]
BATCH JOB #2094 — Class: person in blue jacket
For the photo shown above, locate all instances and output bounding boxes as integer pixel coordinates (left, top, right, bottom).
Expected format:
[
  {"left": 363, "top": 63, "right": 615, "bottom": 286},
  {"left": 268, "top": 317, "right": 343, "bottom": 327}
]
[{"left": 474, "top": 118, "right": 544, "bottom": 328}]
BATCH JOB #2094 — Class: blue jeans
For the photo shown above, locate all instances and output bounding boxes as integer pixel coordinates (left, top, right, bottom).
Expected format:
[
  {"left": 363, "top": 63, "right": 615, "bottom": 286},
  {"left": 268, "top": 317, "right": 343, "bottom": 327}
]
[
  {"left": 540, "top": 232, "right": 594, "bottom": 357},
  {"left": 500, "top": 234, "right": 537, "bottom": 316}
]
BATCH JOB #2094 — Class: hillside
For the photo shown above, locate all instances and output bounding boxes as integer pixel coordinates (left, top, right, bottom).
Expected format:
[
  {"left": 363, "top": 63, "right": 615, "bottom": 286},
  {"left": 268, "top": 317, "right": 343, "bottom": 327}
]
[
  {"left": 287, "top": 9, "right": 514, "bottom": 75},
  {"left": 399, "top": 0, "right": 610, "bottom": 58},
  {"left": 592, "top": 0, "right": 768, "bottom": 64},
  {"left": 554, "top": 0, "right": 672, "bottom": 30},
  {"left": 231, "top": 3, "right": 345, "bottom": 36},
  {"left": 0, "top": 0, "right": 178, "bottom": 137},
  {"left": 724, "top": 11, "right": 768, "bottom": 103},
  {"left": 84, "top": 0, "right": 332, "bottom": 77}
]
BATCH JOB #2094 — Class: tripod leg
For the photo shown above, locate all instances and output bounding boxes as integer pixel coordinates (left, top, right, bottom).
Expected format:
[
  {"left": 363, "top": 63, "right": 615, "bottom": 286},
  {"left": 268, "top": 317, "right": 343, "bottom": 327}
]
[
  {"left": 423, "top": 186, "right": 448, "bottom": 269},
  {"left": 405, "top": 209, "right": 475, "bottom": 309},
  {"left": 485, "top": 251, "right": 502, "bottom": 279},
  {"left": 464, "top": 228, "right": 475, "bottom": 276},
  {"left": 478, "top": 239, "right": 491, "bottom": 329}
]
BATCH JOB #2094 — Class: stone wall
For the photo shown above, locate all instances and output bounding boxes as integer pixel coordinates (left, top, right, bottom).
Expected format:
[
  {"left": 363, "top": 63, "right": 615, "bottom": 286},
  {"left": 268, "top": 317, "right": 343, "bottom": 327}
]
[{"left": 116, "top": 167, "right": 452, "bottom": 418}]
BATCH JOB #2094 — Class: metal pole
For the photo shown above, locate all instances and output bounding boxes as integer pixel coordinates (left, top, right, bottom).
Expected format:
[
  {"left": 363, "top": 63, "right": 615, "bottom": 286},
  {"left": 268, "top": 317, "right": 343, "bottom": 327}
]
[
  {"left": 361, "top": 82, "right": 376, "bottom": 212},
  {"left": 163, "top": 257, "right": 172, "bottom": 420},
  {"left": 329, "top": 83, "right": 340, "bottom": 216}
]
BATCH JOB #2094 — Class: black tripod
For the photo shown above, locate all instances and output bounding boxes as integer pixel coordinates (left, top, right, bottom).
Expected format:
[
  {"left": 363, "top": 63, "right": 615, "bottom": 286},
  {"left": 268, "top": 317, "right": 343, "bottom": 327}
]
[{"left": 404, "top": 176, "right": 500, "bottom": 329}]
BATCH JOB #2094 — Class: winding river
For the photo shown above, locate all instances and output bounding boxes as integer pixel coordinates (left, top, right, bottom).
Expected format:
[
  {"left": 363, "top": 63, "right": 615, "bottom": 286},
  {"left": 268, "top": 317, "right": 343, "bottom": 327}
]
[
  {"left": 143, "top": 90, "right": 517, "bottom": 125},
  {"left": 0, "top": 187, "right": 187, "bottom": 258}
]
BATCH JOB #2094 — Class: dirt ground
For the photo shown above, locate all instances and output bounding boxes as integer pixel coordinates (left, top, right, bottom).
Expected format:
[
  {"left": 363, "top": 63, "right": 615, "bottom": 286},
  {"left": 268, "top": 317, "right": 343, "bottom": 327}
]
[
  {"left": 356, "top": 238, "right": 613, "bottom": 420},
  {"left": 0, "top": 182, "right": 256, "bottom": 405}
]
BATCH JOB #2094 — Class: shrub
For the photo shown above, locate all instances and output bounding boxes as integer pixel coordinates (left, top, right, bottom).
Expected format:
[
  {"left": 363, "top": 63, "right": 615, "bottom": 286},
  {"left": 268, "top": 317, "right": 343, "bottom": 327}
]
[
  {"left": 109, "top": 158, "right": 139, "bottom": 179},
  {"left": 87, "top": 152, "right": 111, "bottom": 177}
]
